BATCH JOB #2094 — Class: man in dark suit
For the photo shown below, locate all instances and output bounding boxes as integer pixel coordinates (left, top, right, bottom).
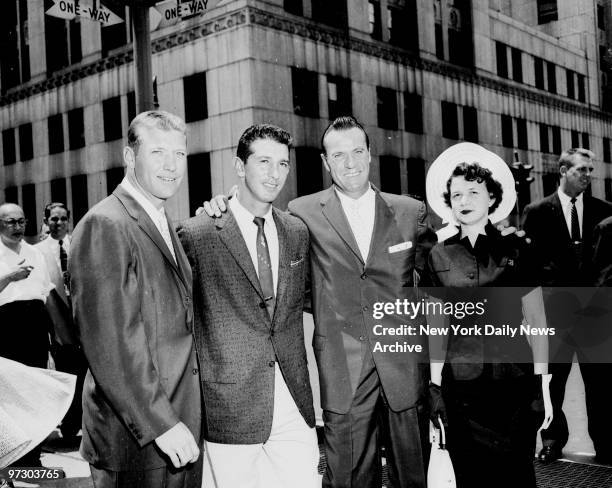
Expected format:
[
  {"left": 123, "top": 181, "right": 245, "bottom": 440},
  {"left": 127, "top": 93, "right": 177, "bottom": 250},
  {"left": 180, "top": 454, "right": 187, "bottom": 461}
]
[
  {"left": 522, "top": 147, "right": 612, "bottom": 463},
  {"left": 35, "top": 202, "right": 86, "bottom": 447},
  {"left": 288, "top": 117, "right": 432, "bottom": 488},
  {"left": 70, "top": 111, "right": 202, "bottom": 488},
  {"left": 178, "top": 124, "right": 318, "bottom": 488}
]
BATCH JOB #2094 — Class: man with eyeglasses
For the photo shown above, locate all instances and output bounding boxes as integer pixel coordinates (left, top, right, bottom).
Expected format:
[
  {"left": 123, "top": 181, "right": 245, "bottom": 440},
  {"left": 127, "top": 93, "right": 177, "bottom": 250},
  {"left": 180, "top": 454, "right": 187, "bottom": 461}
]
[
  {"left": 0, "top": 203, "right": 54, "bottom": 466},
  {"left": 35, "top": 202, "right": 86, "bottom": 448}
]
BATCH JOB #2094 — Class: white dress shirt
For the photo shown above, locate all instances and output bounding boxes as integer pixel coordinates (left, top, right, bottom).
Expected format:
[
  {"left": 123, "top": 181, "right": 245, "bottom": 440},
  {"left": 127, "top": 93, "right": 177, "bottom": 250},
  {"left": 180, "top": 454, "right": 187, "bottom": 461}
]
[
  {"left": 38, "top": 234, "right": 70, "bottom": 272},
  {"left": 120, "top": 177, "right": 176, "bottom": 262},
  {"left": 557, "top": 188, "right": 584, "bottom": 238},
  {"left": 229, "top": 196, "right": 279, "bottom": 293},
  {"left": 0, "top": 240, "right": 53, "bottom": 307},
  {"left": 335, "top": 185, "right": 376, "bottom": 261}
]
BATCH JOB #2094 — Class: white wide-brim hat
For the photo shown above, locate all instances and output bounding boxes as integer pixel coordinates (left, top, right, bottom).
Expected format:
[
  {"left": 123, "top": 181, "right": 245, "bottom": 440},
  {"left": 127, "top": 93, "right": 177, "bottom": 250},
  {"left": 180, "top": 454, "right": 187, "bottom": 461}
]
[{"left": 426, "top": 142, "right": 517, "bottom": 231}]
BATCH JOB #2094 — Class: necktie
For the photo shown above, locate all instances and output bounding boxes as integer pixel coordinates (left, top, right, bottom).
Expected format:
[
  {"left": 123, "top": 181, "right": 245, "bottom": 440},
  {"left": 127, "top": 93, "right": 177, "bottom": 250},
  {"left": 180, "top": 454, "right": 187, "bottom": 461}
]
[
  {"left": 58, "top": 239, "right": 70, "bottom": 296},
  {"left": 253, "top": 217, "right": 275, "bottom": 319},
  {"left": 158, "top": 212, "right": 177, "bottom": 263},
  {"left": 570, "top": 197, "right": 581, "bottom": 242}
]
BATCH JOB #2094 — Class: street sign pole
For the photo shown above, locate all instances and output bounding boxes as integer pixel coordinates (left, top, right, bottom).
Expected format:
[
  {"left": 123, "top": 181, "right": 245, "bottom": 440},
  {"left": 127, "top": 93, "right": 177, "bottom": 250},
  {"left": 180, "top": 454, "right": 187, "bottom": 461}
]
[{"left": 131, "top": 4, "right": 154, "bottom": 113}]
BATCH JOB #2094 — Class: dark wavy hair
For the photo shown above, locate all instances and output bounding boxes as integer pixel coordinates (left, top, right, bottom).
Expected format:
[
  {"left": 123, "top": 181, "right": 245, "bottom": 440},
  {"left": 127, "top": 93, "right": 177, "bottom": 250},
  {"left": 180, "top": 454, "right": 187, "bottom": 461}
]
[
  {"left": 236, "top": 124, "right": 293, "bottom": 163},
  {"left": 443, "top": 162, "right": 503, "bottom": 214}
]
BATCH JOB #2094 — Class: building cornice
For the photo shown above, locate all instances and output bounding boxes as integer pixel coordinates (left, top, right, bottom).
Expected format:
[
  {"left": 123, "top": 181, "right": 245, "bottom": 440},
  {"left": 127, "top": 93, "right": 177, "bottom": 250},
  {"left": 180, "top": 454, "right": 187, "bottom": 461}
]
[{"left": 1, "top": 5, "right": 611, "bottom": 123}]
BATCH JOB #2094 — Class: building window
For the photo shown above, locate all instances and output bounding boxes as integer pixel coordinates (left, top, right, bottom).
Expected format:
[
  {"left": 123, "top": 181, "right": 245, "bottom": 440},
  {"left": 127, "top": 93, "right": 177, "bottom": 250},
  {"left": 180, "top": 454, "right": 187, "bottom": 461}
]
[
  {"left": 511, "top": 48, "right": 523, "bottom": 83},
  {"left": 22, "top": 183, "right": 37, "bottom": 236},
  {"left": 542, "top": 172, "right": 558, "bottom": 196},
  {"left": 296, "top": 147, "right": 324, "bottom": 197},
  {"left": 598, "top": 4, "right": 606, "bottom": 31},
  {"left": 101, "top": 6, "right": 128, "bottom": 56},
  {"left": 377, "top": 87, "right": 398, "bottom": 130},
  {"left": 582, "top": 132, "right": 590, "bottom": 149},
  {"left": 0, "top": 0, "right": 30, "bottom": 92},
  {"left": 534, "top": 57, "right": 544, "bottom": 89},
  {"left": 327, "top": 75, "right": 352, "bottom": 120},
  {"left": 496, "top": 42, "right": 508, "bottom": 78},
  {"left": 577, "top": 74, "right": 586, "bottom": 102},
  {"left": 44, "top": 4, "right": 81, "bottom": 75},
  {"left": 187, "top": 152, "right": 212, "bottom": 217},
  {"left": 71, "top": 174, "right": 88, "bottom": 224},
  {"left": 48, "top": 114, "right": 64, "bottom": 155},
  {"left": 552, "top": 125, "right": 562, "bottom": 154},
  {"left": 566, "top": 70, "right": 575, "bottom": 99},
  {"left": 571, "top": 130, "right": 580, "bottom": 148},
  {"left": 51, "top": 178, "right": 67, "bottom": 204},
  {"left": 407, "top": 157, "right": 426, "bottom": 200},
  {"left": 103, "top": 96, "right": 122, "bottom": 142},
  {"left": 537, "top": 0, "right": 558, "bottom": 24},
  {"left": 603, "top": 137, "right": 611, "bottom": 163},
  {"left": 404, "top": 92, "right": 423, "bottom": 134},
  {"left": 4, "top": 186, "right": 18, "bottom": 204},
  {"left": 501, "top": 115, "right": 513, "bottom": 148},
  {"left": 18, "top": 123, "right": 32, "bottom": 161},
  {"left": 106, "top": 166, "right": 124, "bottom": 195},
  {"left": 539, "top": 124, "right": 549, "bottom": 154},
  {"left": 284, "top": 0, "right": 303, "bottom": 16},
  {"left": 127, "top": 91, "right": 136, "bottom": 124},
  {"left": 547, "top": 62, "right": 557, "bottom": 94},
  {"left": 368, "top": 1, "right": 382, "bottom": 40},
  {"left": 600, "top": 45, "right": 608, "bottom": 71},
  {"left": 2, "top": 128, "right": 16, "bottom": 165},
  {"left": 388, "top": 0, "right": 419, "bottom": 52},
  {"left": 463, "top": 106, "right": 478, "bottom": 143},
  {"left": 183, "top": 72, "right": 208, "bottom": 123},
  {"left": 447, "top": 0, "right": 474, "bottom": 68},
  {"left": 312, "top": 0, "right": 348, "bottom": 29},
  {"left": 379, "top": 156, "right": 401, "bottom": 194},
  {"left": 516, "top": 118, "right": 528, "bottom": 150},
  {"left": 606, "top": 178, "right": 612, "bottom": 202},
  {"left": 68, "top": 107, "right": 85, "bottom": 150},
  {"left": 434, "top": 0, "right": 444, "bottom": 60},
  {"left": 441, "top": 102, "right": 458, "bottom": 139},
  {"left": 292, "top": 67, "right": 319, "bottom": 118}
]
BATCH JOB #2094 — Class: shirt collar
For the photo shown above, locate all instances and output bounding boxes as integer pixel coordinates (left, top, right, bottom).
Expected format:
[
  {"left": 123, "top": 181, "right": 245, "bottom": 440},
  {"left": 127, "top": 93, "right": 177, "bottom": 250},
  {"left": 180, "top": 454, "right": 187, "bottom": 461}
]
[
  {"left": 334, "top": 184, "right": 375, "bottom": 208},
  {"left": 557, "top": 187, "right": 584, "bottom": 206},
  {"left": 229, "top": 195, "right": 274, "bottom": 227},
  {"left": 121, "top": 177, "right": 166, "bottom": 224}
]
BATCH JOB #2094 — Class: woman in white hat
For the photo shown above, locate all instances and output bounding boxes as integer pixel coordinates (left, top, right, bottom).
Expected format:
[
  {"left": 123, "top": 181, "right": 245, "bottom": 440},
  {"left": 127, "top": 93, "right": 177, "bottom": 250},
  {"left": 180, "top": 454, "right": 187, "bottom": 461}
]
[{"left": 425, "top": 143, "right": 553, "bottom": 488}]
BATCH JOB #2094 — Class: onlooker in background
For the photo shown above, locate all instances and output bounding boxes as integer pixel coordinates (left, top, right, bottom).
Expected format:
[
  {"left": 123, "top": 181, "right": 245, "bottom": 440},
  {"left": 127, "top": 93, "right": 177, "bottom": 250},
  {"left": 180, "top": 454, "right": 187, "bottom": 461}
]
[
  {"left": 592, "top": 215, "right": 612, "bottom": 287},
  {"left": 0, "top": 203, "right": 54, "bottom": 467},
  {"left": 35, "top": 202, "right": 87, "bottom": 448},
  {"left": 522, "top": 148, "right": 612, "bottom": 463}
]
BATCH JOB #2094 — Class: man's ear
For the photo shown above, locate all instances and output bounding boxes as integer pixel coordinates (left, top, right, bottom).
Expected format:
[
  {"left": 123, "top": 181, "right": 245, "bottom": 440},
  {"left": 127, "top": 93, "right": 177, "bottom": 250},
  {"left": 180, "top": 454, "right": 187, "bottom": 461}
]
[
  {"left": 234, "top": 157, "right": 245, "bottom": 177},
  {"left": 124, "top": 146, "right": 135, "bottom": 170},
  {"left": 321, "top": 153, "right": 330, "bottom": 173}
]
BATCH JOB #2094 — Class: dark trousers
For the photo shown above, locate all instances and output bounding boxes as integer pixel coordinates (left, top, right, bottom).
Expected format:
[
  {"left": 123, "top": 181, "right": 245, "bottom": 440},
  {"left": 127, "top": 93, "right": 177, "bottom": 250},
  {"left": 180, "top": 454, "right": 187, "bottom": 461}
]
[
  {"left": 53, "top": 344, "right": 87, "bottom": 437},
  {"left": 0, "top": 300, "right": 52, "bottom": 468},
  {"left": 322, "top": 354, "right": 428, "bottom": 488},
  {"left": 90, "top": 456, "right": 203, "bottom": 488}
]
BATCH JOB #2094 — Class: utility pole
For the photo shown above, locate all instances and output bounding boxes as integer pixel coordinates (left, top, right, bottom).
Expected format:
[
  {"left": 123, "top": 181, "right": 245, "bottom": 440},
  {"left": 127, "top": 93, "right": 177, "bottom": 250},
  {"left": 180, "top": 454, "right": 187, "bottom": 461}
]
[{"left": 132, "top": 3, "right": 154, "bottom": 113}]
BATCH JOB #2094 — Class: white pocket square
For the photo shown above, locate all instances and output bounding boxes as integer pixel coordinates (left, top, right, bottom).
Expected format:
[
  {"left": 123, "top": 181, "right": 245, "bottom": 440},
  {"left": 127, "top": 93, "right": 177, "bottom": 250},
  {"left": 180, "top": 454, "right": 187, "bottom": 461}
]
[
  {"left": 388, "top": 241, "right": 412, "bottom": 253},
  {"left": 290, "top": 258, "right": 304, "bottom": 267}
]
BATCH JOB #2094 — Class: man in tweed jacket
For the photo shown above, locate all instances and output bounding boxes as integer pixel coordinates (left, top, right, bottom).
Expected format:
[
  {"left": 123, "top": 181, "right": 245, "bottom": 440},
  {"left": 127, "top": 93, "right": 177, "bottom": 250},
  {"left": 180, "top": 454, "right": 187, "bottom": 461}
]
[{"left": 177, "top": 124, "right": 318, "bottom": 488}]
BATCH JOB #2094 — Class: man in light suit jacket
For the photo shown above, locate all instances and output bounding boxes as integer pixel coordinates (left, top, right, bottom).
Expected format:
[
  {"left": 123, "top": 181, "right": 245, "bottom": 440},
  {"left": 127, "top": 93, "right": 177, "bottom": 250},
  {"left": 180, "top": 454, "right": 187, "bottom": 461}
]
[
  {"left": 288, "top": 117, "right": 434, "bottom": 488},
  {"left": 35, "top": 202, "right": 86, "bottom": 446},
  {"left": 178, "top": 124, "right": 318, "bottom": 488},
  {"left": 70, "top": 111, "right": 202, "bottom": 488},
  {"left": 522, "top": 148, "right": 612, "bottom": 464}
]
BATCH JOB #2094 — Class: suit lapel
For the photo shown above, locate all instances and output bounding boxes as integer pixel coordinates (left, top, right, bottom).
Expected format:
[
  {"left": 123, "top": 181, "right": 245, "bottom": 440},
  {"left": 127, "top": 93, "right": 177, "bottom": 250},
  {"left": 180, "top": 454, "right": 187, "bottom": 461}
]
[
  {"left": 272, "top": 208, "right": 289, "bottom": 327},
  {"left": 216, "top": 211, "right": 265, "bottom": 300},
  {"left": 168, "top": 218, "right": 192, "bottom": 289},
  {"left": 550, "top": 193, "right": 571, "bottom": 242},
  {"left": 113, "top": 186, "right": 184, "bottom": 285},
  {"left": 320, "top": 187, "right": 364, "bottom": 266},
  {"left": 366, "top": 189, "right": 395, "bottom": 266}
]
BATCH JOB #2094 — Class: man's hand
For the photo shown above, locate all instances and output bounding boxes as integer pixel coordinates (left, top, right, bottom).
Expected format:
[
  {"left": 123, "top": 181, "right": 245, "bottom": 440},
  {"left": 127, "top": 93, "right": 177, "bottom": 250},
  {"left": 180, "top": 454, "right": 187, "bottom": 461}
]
[
  {"left": 497, "top": 224, "right": 531, "bottom": 243},
  {"left": 428, "top": 382, "right": 448, "bottom": 429},
  {"left": 195, "top": 185, "right": 238, "bottom": 217},
  {"left": 10, "top": 259, "right": 33, "bottom": 282},
  {"left": 154, "top": 422, "right": 200, "bottom": 468}
]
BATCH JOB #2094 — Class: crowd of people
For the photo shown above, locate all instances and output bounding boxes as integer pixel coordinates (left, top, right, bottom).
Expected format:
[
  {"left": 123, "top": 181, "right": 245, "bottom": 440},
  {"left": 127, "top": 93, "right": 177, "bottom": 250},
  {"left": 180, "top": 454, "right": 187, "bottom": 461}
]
[{"left": 1, "top": 110, "right": 611, "bottom": 488}]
